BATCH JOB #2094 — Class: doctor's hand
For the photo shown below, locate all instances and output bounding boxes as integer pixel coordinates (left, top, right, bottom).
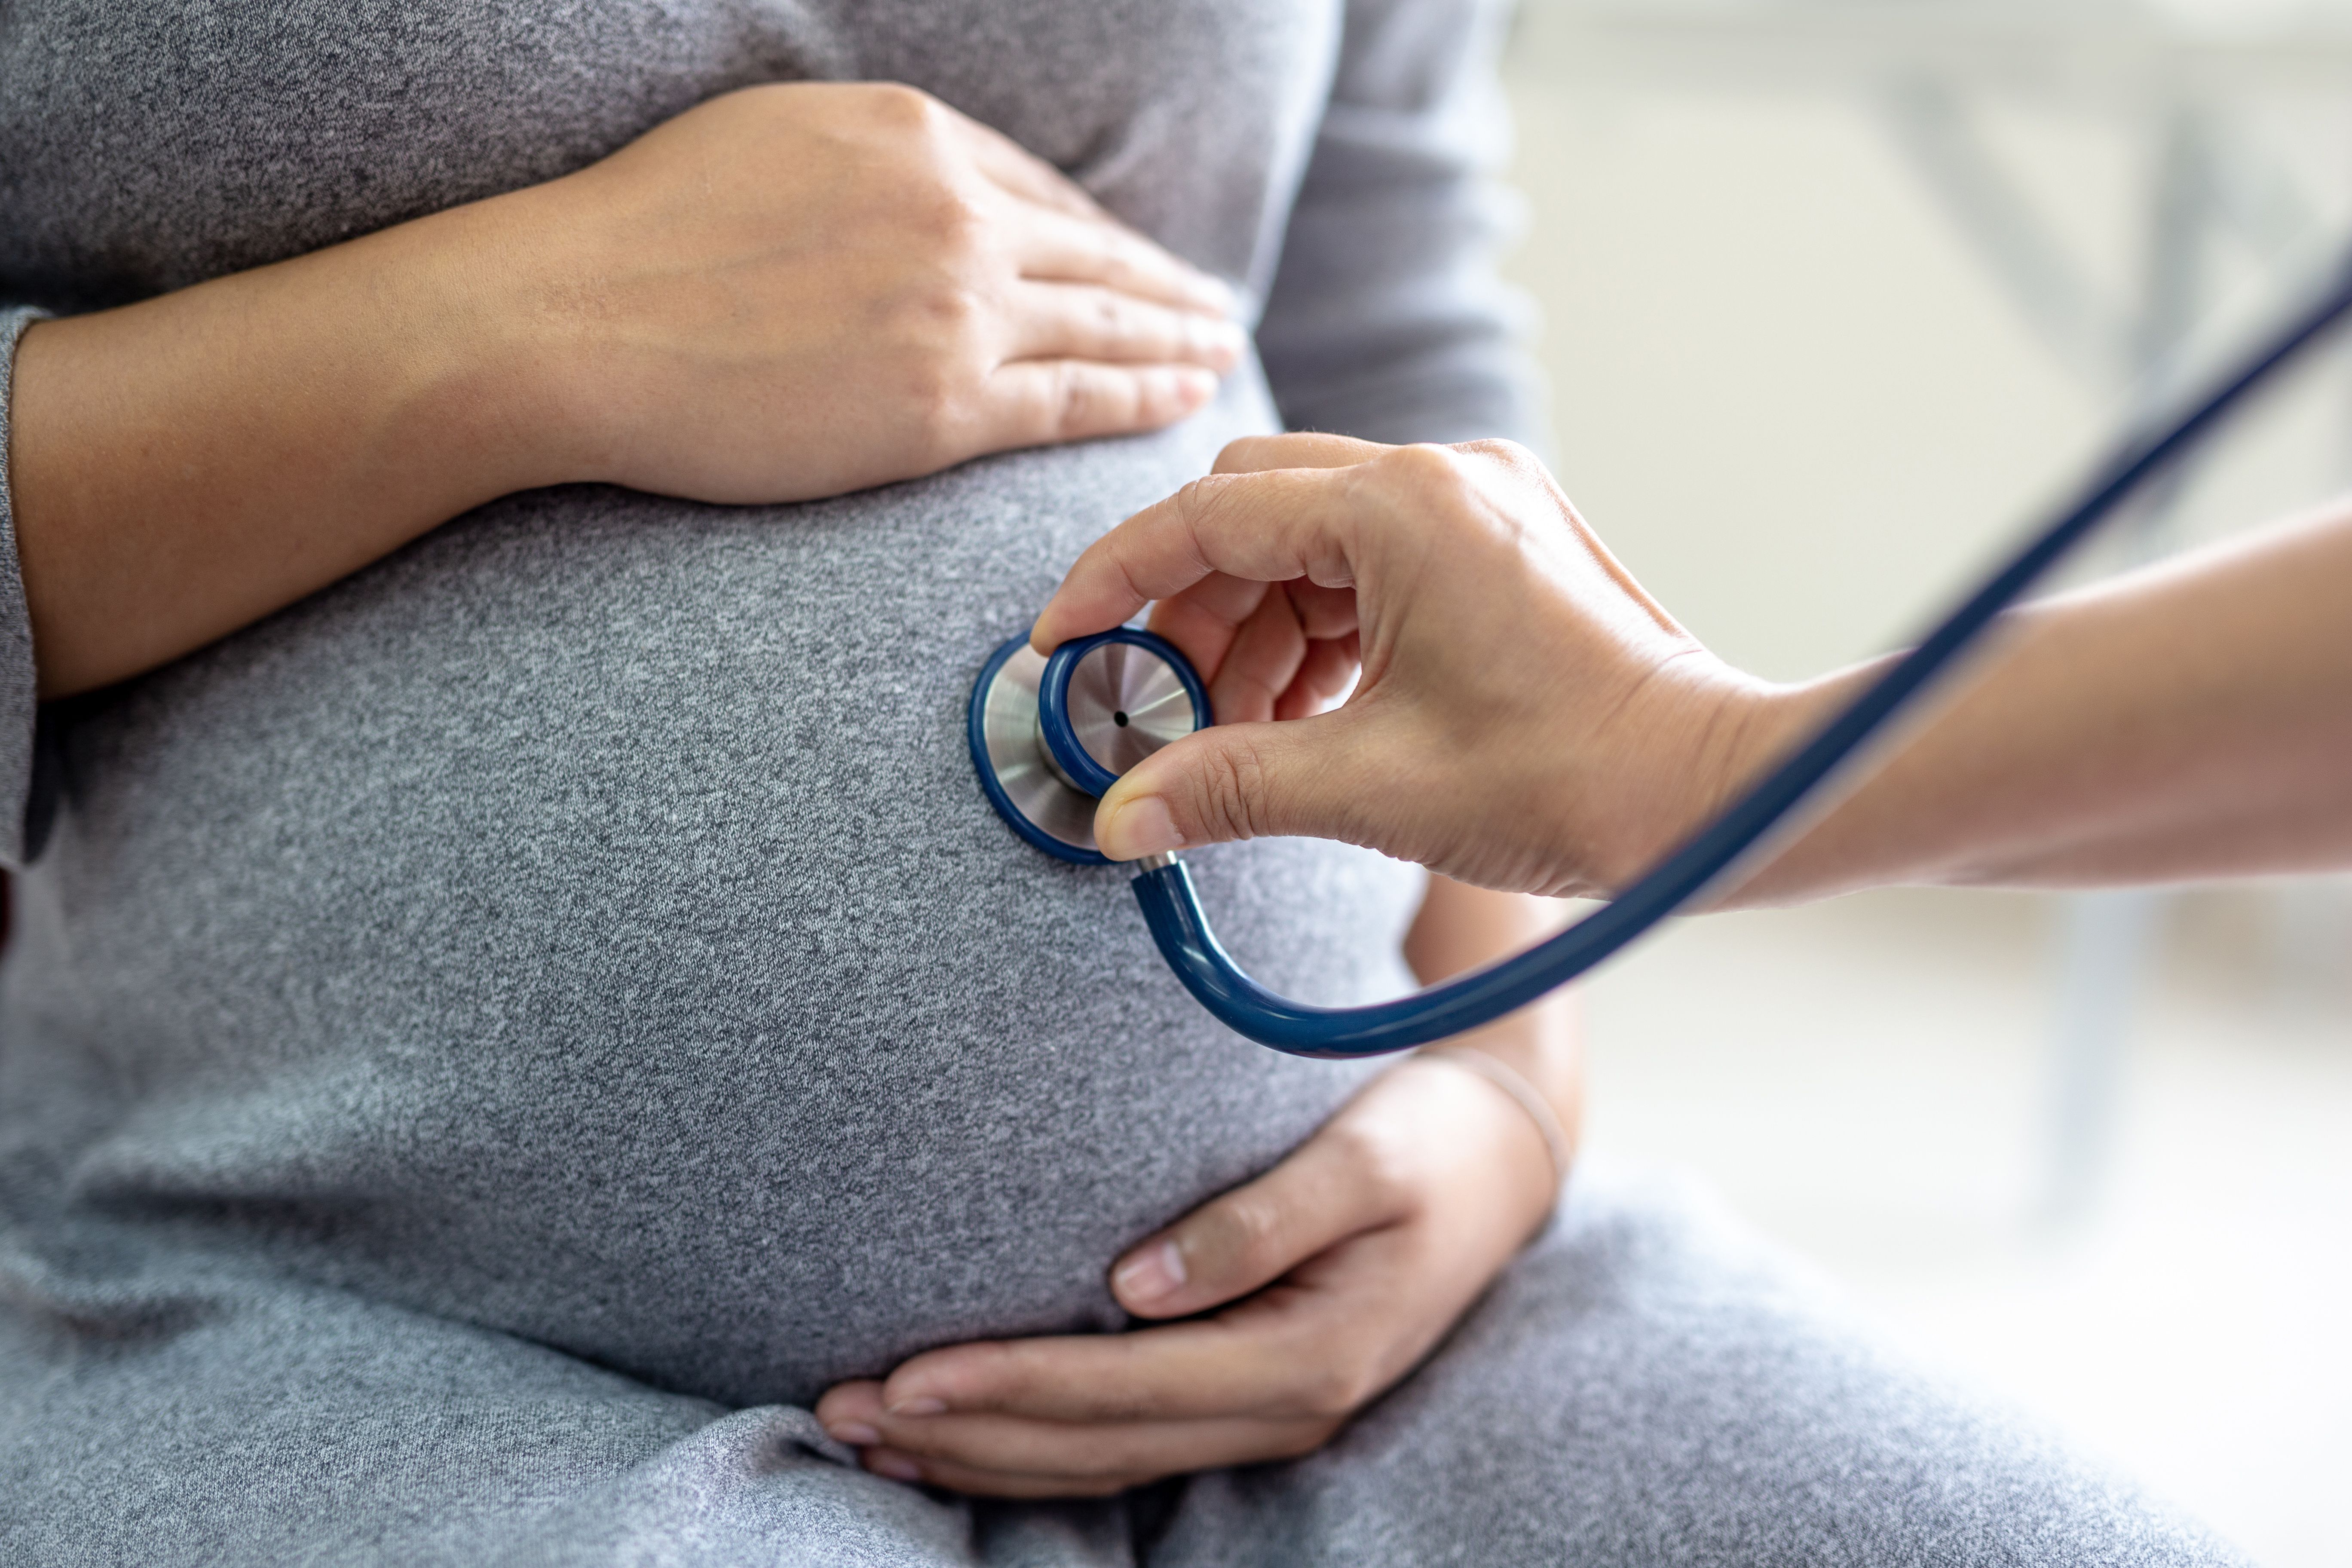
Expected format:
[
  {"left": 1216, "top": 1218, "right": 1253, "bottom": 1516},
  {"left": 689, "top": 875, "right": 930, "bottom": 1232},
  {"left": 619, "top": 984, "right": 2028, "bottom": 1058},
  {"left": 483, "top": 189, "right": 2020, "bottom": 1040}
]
[
  {"left": 1031, "top": 435, "right": 1793, "bottom": 900},
  {"left": 812, "top": 1045, "right": 1569, "bottom": 1497}
]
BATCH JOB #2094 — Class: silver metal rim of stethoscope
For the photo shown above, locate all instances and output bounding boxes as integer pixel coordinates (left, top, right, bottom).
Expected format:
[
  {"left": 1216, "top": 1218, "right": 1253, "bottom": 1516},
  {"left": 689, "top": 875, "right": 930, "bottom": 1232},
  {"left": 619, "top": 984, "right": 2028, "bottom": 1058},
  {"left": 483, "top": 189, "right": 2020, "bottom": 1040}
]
[{"left": 968, "top": 632, "right": 1203, "bottom": 865}]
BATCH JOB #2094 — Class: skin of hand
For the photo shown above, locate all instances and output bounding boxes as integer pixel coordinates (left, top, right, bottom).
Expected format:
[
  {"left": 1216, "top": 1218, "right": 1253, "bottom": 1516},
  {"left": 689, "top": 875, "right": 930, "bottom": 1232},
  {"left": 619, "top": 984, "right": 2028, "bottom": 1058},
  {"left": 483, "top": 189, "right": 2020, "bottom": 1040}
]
[
  {"left": 1031, "top": 432, "right": 1776, "bottom": 899},
  {"left": 814, "top": 875, "right": 1580, "bottom": 1498},
  {"left": 11, "top": 81, "right": 1241, "bottom": 697},
  {"left": 1033, "top": 435, "right": 2352, "bottom": 906}
]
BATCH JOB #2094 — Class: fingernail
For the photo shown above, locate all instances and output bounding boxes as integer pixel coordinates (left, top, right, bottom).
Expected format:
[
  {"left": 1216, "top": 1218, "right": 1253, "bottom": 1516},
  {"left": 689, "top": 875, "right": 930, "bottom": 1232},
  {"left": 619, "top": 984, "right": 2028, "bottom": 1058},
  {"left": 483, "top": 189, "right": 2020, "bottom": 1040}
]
[
  {"left": 1102, "top": 796, "right": 1184, "bottom": 860},
  {"left": 868, "top": 1452, "right": 923, "bottom": 1482},
  {"left": 1176, "top": 366, "right": 1219, "bottom": 403},
  {"left": 1194, "top": 318, "right": 1246, "bottom": 362},
  {"left": 885, "top": 1395, "right": 946, "bottom": 1417},
  {"left": 827, "top": 1421, "right": 881, "bottom": 1446},
  {"left": 1188, "top": 272, "right": 1238, "bottom": 313},
  {"left": 1112, "top": 1238, "right": 1187, "bottom": 1304}
]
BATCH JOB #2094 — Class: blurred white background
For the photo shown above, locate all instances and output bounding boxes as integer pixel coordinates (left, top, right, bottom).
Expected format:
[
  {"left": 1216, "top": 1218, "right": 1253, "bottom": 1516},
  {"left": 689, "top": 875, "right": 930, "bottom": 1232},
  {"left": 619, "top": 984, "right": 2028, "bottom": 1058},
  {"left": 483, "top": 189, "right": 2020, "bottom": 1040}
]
[{"left": 1495, "top": 2, "right": 2352, "bottom": 1562}]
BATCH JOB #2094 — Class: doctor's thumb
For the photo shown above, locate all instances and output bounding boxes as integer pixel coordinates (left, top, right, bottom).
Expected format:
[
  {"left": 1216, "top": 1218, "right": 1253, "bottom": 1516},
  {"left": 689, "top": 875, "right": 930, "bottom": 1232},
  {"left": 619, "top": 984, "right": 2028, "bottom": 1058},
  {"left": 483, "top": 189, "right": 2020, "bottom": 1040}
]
[{"left": 1093, "top": 720, "right": 1354, "bottom": 861}]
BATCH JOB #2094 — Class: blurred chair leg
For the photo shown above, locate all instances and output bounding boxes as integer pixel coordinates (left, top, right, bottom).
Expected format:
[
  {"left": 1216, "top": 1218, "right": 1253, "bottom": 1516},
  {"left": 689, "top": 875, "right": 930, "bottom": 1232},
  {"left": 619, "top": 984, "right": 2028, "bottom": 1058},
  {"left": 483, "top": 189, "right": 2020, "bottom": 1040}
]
[{"left": 2041, "top": 888, "right": 2164, "bottom": 1229}]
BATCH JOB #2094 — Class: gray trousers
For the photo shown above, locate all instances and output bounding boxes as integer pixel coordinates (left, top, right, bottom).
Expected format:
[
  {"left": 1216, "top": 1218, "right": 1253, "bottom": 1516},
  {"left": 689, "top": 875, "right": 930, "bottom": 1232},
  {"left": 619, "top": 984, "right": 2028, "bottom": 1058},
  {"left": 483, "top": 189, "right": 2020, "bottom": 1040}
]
[{"left": 0, "top": 1162, "right": 2242, "bottom": 1567}]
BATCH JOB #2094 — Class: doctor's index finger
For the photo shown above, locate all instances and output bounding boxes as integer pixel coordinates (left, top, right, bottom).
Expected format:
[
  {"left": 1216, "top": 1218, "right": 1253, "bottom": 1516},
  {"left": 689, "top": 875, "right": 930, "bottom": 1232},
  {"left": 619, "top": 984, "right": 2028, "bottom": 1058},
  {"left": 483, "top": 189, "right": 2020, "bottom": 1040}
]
[
  {"left": 1211, "top": 431, "right": 1389, "bottom": 474},
  {"left": 1030, "top": 464, "right": 1375, "bottom": 653}
]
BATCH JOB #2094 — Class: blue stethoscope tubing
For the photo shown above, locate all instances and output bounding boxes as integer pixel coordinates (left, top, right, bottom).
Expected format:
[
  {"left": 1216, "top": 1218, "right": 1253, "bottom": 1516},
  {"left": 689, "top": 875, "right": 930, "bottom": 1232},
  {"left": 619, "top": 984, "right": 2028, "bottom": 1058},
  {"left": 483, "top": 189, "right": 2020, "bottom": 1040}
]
[{"left": 1017, "top": 254, "right": 2352, "bottom": 1060}]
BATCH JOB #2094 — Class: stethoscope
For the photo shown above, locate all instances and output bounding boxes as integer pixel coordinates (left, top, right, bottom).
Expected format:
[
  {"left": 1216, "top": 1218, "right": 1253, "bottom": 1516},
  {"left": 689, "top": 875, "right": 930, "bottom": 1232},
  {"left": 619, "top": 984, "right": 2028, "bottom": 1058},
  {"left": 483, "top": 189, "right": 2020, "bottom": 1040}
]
[{"left": 971, "top": 256, "right": 2352, "bottom": 1060}]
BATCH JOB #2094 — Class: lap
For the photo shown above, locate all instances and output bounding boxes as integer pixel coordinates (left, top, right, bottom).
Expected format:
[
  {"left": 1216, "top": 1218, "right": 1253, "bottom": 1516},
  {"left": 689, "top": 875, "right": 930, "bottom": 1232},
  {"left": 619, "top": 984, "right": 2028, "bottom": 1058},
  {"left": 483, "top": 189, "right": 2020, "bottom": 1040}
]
[
  {"left": 1155, "top": 1160, "right": 2247, "bottom": 1568},
  {"left": 3, "top": 1165, "right": 2246, "bottom": 1568},
  {"left": 0, "top": 1262, "right": 997, "bottom": 1567}
]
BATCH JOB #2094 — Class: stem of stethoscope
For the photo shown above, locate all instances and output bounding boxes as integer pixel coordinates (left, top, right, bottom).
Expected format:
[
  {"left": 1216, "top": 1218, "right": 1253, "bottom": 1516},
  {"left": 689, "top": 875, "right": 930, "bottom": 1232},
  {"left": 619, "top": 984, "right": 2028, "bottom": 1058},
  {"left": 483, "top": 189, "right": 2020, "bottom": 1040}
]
[{"left": 991, "top": 249, "right": 2352, "bottom": 1059}]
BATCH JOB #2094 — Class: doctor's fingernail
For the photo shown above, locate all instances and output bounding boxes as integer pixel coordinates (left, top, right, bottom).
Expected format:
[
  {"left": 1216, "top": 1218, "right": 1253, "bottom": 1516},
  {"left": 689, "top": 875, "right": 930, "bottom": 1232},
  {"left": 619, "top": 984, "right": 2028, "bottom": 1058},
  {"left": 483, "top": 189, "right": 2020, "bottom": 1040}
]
[
  {"left": 885, "top": 1395, "right": 946, "bottom": 1417},
  {"left": 827, "top": 1421, "right": 881, "bottom": 1446},
  {"left": 1104, "top": 797, "right": 1183, "bottom": 860},
  {"left": 1113, "top": 1238, "right": 1187, "bottom": 1303}
]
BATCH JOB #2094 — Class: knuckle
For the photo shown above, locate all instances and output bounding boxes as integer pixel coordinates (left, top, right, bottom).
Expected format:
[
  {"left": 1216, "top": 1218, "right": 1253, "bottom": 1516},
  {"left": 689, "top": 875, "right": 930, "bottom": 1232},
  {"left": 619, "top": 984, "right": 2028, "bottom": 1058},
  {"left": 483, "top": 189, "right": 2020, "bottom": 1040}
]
[
  {"left": 1196, "top": 731, "right": 1271, "bottom": 842},
  {"left": 1198, "top": 1188, "right": 1286, "bottom": 1275},
  {"left": 1374, "top": 441, "right": 1473, "bottom": 499},
  {"left": 1054, "top": 363, "right": 1110, "bottom": 434},
  {"left": 917, "top": 185, "right": 989, "bottom": 250},
  {"left": 1213, "top": 435, "right": 1275, "bottom": 473},
  {"left": 867, "top": 81, "right": 945, "bottom": 132},
  {"left": 1173, "top": 472, "right": 1225, "bottom": 525},
  {"left": 913, "top": 277, "right": 985, "bottom": 333},
  {"left": 902, "top": 360, "right": 977, "bottom": 457},
  {"left": 1297, "top": 1360, "right": 1376, "bottom": 1420},
  {"left": 1454, "top": 436, "right": 1527, "bottom": 466},
  {"left": 1090, "top": 291, "right": 1130, "bottom": 343}
]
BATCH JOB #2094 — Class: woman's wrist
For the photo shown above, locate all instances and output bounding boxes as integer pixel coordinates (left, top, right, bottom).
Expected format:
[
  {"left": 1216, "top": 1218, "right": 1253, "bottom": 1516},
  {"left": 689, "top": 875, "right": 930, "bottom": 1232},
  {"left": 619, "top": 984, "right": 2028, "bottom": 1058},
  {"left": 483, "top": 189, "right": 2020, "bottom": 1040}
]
[
  {"left": 356, "top": 190, "right": 599, "bottom": 500},
  {"left": 9, "top": 201, "right": 565, "bottom": 695},
  {"left": 1403, "top": 990, "right": 1583, "bottom": 1236},
  {"left": 1415, "top": 1044, "right": 1576, "bottom": 1193}
]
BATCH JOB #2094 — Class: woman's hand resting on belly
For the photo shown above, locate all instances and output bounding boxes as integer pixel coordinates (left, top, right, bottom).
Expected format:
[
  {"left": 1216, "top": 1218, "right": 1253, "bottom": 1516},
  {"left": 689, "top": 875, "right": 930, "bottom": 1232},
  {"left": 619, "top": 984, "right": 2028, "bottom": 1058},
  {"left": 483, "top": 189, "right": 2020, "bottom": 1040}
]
[
  {"left": 814, "top": 882, "right": 1583, "bottom": 1498},
  {"left": 801, "top": 546, "right": 1581, "bottom": 1500},
  {"left": 10, "top": 83, "right": 1240, "bottom": 696}
]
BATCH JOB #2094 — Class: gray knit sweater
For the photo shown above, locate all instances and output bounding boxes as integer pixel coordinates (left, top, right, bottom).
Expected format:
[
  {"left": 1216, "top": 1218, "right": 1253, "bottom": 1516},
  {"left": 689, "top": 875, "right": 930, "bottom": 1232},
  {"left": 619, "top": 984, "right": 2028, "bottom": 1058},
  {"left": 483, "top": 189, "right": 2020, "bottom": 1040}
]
[
  {"left": 0, "top": 0, "right": 1550, "bottom": 1407},
  {"left": 0, "top": 5, "right": 2248, "bottom": 1565}
]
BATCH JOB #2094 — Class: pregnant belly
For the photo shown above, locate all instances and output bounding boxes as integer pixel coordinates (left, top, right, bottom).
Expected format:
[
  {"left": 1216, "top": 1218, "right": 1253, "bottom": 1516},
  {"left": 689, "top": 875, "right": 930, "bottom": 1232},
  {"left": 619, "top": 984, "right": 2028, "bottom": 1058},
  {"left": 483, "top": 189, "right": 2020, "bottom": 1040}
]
[{"left": 13, "top": 381, "right": 1421, "bottom": 1407}]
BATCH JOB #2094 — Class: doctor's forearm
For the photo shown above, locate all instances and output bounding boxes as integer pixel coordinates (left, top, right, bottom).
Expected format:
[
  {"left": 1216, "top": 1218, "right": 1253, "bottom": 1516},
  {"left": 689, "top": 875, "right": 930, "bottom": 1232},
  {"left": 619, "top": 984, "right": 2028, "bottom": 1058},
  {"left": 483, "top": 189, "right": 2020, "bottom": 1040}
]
[{"left": 1724, "top": 502, "right": 2352, "bottom": 904}]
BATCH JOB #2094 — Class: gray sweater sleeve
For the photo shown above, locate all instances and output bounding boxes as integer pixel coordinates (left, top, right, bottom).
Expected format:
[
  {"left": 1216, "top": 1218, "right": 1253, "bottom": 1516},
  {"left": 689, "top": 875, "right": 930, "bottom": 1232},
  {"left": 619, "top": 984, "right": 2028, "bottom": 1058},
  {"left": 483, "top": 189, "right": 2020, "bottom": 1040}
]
[
  {"left": 0, "top": 307, "right": 47, "bottom": 868},
  {"left": 1256, "top": 0, "right": 1550, "bottom": 453}
]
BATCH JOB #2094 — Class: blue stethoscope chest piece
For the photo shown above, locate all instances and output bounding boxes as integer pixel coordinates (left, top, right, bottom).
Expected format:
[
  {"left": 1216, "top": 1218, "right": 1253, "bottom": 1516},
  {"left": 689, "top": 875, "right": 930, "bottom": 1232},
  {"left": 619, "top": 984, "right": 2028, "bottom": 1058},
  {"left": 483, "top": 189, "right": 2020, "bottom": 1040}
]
[{"left": 967, "top": 628, "right": 1210, "bottom": 864}]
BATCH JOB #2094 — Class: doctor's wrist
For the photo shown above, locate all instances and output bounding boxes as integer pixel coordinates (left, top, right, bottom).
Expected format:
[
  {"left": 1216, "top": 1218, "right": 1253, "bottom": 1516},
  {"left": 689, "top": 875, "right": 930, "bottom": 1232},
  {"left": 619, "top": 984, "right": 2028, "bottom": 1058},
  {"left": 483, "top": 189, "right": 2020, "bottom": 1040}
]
[
  {"left": 1567, "top": 665, "right": 1788, "bottom": 899},
  {"left": 1684, "top": 662, "right": 1892, "bottom": 908}
]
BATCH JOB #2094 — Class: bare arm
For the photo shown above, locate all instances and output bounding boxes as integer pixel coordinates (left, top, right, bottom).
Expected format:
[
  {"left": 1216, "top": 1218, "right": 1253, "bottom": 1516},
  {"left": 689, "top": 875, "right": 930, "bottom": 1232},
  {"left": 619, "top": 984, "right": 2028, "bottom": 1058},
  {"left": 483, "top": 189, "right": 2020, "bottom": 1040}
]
[
  {"left": 1035, "top": 437, "right": 2352, "bottom": 906},
  {"left": 1731, "top": 500, "right": 2352, "bottom": 903},
  {"left": 8, "top": 82, "right": 1240, "bottom": 698},
  {"left": 1402, "top": 872, "right": 1581, "bottom": 1136}
]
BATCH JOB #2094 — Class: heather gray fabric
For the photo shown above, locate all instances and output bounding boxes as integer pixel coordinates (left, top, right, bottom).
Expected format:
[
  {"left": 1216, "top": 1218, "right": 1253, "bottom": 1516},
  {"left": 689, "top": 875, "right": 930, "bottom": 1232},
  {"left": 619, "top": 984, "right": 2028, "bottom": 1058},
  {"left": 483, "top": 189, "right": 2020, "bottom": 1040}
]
[
  {"left": 1, "top": 1164, "right": 2239, "bottom": 1567},
  {"left": 0, "top": 1, "right": 2243, "bottom": 1563}
]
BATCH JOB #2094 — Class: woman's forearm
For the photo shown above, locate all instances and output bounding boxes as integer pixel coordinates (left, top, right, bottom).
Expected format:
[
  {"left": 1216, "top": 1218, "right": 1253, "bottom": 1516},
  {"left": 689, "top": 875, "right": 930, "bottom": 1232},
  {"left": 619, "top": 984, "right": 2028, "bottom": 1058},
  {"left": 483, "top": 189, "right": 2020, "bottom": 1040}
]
[
  {"left": 1732, "top": 501, "right": 2352, "bottom": 903},
  {"left": 12, "top": 203, "right": 548, "bottom": 697},
  {"left": 7, "top": 83, "right": 1241, "bottom": 699},
  {"left": 1403, "top": 876, "right": 1581, "bottom": 1146}
]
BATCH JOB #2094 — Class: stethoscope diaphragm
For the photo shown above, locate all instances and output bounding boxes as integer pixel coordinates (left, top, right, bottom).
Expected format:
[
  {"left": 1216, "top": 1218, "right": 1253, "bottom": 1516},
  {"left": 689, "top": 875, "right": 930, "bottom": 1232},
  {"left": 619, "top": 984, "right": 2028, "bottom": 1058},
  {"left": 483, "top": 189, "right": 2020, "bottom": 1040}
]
[{"left": 967, "top": 628, "right": 1210, "bottom": 864}]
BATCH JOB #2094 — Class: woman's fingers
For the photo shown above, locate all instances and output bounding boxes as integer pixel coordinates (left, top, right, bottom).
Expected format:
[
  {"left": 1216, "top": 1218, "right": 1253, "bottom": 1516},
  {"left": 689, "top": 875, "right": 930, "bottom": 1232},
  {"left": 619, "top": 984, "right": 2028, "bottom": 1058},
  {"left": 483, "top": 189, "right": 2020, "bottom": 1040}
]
[
  {"left": 1004, "top": 281, "right": 1245, "bottom": 368},
  {"left": 950, "top": 113, "right": 1238, "bottom": 321},
  {"left": 1012, "top": 206, "right": 1234, "bottom": 313},
  {"left": 849, "top": 1409, "right": 1343, "bottom": 1496},
  {"left": 1110, "top": 1114, "right": 1414, "bottom": 1319},
  {"left": 950, "top": 113, "right": 1108, "bottom": 220},
  {"left": 834, "top": 1282, "right": 1390, "bottom": 1429},
  {"left": 981, "top": 359, "right": 1219, "bottom": 449}
]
